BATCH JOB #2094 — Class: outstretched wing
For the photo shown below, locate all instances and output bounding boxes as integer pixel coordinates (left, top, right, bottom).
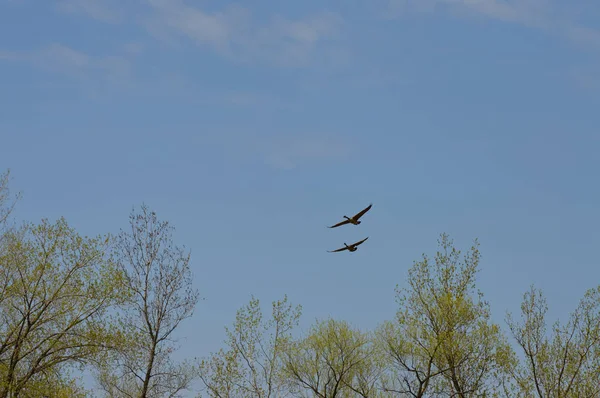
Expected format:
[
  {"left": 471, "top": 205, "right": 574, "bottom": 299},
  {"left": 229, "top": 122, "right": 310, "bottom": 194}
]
[
  {"left": 327, "top": 219, "right": 351, "bottom": 228},
  {"left": 327, "top": 246, "right": 349, "bottom": 253},
  {"left": 350, "top": 236, "right": 369, "bottom": 247},
  {"left": 352, "top": 203, "right": 373, "bottom": 220}
]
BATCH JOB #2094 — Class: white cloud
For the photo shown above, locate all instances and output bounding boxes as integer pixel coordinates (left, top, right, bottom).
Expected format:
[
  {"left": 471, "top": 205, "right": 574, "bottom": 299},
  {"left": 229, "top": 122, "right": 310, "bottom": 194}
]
[
  {"left": 0, "top": 43, "right": 131, "bottom": 82},
  {"left": 216, "top": 91, "right": 292, "bottom": 109},
  {"left": 40, "top": 44, "right": 130, "bottom": 78},
  {"left": 570, "top": 66, "right": 600, "bottom": 90},
  {"left": 60, "top": 0, "right": 342, "bottom": 66},
  {"left": 389, "top": 0, "right": 550, "bottom": 21},
  {"left": 140, "top": 1, "right": 343, "bottom": 67},
  {"left": 387, "top": 0, "right": 600, "bottom": 50},
  {"left": 239, "top": 12, "right": 342, "bottom": 67},
  {"left": 143, "top": 0, "right": 239, "bottom": 52},
  {"left": 452, "top": 0, "right": 550, "bottom": 27},
  {"left": 52, "top": 0, "right": 344, "bottom": 68},
  {"left": 39, "top": 43, "right": 90, "bottom": 69},
  {"left": 56, "top": 0, "right": 122, "bottom": 23},
  {"left": 0, "top": 51, "right": 21, "bottom": 61},
  {"left": 566, "top": 25, "right": 600, "bottom": 50},
  {"left": 122, "top": 42, "right": 144, "bottom": 56},
  {"left": 261, "top": 134, "right": 353, "bottom": 170}
]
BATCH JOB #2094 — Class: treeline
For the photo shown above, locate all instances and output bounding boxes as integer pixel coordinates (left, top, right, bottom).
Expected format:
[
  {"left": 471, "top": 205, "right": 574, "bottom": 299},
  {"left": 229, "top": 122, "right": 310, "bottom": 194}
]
[
  {"left": 1, "top": 169, "right": 599, "bottom": 397},
  {"left": 0, "top": 170, "right": 197, "bottom": 397}
]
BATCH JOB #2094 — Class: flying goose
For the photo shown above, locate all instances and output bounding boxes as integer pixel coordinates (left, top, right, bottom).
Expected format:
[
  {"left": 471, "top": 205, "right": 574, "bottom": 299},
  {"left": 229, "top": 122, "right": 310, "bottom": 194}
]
[
  {"left": 327, "top": 237, "right": 369, "bottom": 253},
  {"left": 327, "top": 203, "right": 372, "bottom": 228}
]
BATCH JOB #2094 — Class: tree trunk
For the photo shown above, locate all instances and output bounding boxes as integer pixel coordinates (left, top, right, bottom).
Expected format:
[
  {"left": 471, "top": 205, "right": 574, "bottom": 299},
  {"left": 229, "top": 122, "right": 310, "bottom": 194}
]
[{"left": 140, "top": 341, "right": 158, "bottom": 398}]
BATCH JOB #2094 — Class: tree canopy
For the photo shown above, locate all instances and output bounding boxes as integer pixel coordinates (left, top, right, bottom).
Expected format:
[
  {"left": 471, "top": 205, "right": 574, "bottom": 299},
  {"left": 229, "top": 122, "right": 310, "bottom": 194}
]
[{"left": 1, "top": 169, "right": 599, "bottom": 397}]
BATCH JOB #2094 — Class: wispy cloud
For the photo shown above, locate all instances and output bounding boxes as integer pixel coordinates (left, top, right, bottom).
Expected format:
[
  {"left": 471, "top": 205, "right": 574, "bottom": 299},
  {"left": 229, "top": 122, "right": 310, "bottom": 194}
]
[
  {"left": 53, "top": 0, "right": 344, "bottom": 68},
  {"left": 261, "top": 134, "right": 353, "bottom": 170},
  {"left": 142, "top": 0, "right": 238, "bottom": 51},
  {"left": 0, "top": 42, "right": 293, "bottom": 102},
  {"left": 384, "top": 0, "right": 600, "bottom": 91},
  {"left": 56, "top": 0, "right": 122, "bottom": 23},
  {"left": 174, "top": 129, "right": 353, "bottom": 171},
  {"left": 0, "top": 51, "right": 20, "bottom": 61},
  {"left": 215, "top": 91, "right": 294, "bottom": 109},
  {"left": 40, "top": 44, "right": 131, "bottom": 80},
  {"left": 247, "top": 12, "right": 343, "bottom": 67},
  {"left": 566, "top": 25, "right": 600, "bottom": 51},
  {"left": 387, "top": 0, "right": 600, "bottom": 49},
  {"left": 122, "top": 41, "right": 145, "bottom": 56},
  {"left": 143, "top": 1, "right": 343, "bottom": 67},
  {"left": 0, "top": 43, "right": 131, "bottom": 83},
  {"left": 570, "top": 66, "right": 600, "bottom": 90}
]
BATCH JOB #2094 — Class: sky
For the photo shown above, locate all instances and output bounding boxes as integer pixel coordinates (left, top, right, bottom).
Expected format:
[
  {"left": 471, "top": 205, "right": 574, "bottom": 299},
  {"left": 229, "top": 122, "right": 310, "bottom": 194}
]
[{"left": 1, "top": 0, "right": 600, "bottom": 395}]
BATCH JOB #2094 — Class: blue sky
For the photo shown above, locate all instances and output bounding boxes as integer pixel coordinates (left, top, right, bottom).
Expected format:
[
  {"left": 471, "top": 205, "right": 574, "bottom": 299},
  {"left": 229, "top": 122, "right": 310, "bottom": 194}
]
[{"left": 1, "top": 0, "right": 600, "bottom": 394}]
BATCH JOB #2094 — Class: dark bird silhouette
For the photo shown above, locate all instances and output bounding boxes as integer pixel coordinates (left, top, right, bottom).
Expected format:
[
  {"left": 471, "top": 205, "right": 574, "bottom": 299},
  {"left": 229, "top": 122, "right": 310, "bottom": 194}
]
[
  {"left": 327, "top": 203, "right": 372, "bottom": 228},
  {"left": 327, "top": 237, "right": 369, "bottom": 253}
]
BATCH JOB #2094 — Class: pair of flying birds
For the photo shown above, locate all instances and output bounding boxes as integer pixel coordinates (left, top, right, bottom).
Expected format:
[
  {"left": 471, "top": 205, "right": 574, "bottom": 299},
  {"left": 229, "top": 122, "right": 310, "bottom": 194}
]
[{"left": 326, "top": 203, "right": 372, "bottom": 253}]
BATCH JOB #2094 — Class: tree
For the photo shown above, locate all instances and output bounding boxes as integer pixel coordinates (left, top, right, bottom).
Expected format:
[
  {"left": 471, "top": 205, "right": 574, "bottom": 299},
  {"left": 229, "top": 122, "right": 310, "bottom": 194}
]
[
  {"left": 506, "top": 285, "right": 600, "bottom": 397},
  {"left": 344, "top": 332, "right": 388, "bottom": 398},
  {"left": 198, "top": 295, "right": 302, "bottom": 398},
  {"left": 0, "top": 218, "right": 127, "bottom": 397},
  {"left": 284, "top": 318, "right": 374, "bottom": 398},
  {"left": 376, "top": 319, "right": 443, "bottom": 398},
  {"left": 378, "top": 233, "right": 512, "bottom": 397},
  {"left": 96, "top": 204, "right": 199, "bottom": 398},
  {"left": 6, "top": 368, "right": 89, "bottom": 398},
  {"left": 0, "top": 169, "right": 21, "bottom": 234}
]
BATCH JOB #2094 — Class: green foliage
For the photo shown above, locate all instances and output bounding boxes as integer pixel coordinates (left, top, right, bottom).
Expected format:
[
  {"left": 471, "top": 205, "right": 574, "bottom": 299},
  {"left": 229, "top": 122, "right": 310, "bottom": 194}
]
[
  {"left": 284, "top": 318, "right": 376, "bottom": 398},
  {"left": 95, "top": 204, "right": 199, "bottom": 398},
  {"left": 507, "top": 285, "right": 600, "bottom": 397},
  {"left": 378, "top": 233, "right": 513, "bottom": 397},
  {"left": 197, "top": 233, "right": 600, "bottom": 398},
  {"left": 198, "top": 295, "right": 302, "bottom": 398},
  {"left": 0, "top": 217, "right": 128, "bottom": 397},
  {"left": 2, "top": 167, "right": 599, "bottom": 398},
  {"left": 0, "top": 169, "right": 20, "bottom": 230},
  {"left": 5, "top": 367, "right": 90, "bottom": 397}
]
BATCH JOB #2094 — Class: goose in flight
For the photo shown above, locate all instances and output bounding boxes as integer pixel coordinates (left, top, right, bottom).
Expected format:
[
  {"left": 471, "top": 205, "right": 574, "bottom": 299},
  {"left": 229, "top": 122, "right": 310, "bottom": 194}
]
[
  {"left": 327, "top": 203, "right": 372, "bottom": 228},
  {"left": 327, "top": 237, "right": 369, "bottom": 253}
]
